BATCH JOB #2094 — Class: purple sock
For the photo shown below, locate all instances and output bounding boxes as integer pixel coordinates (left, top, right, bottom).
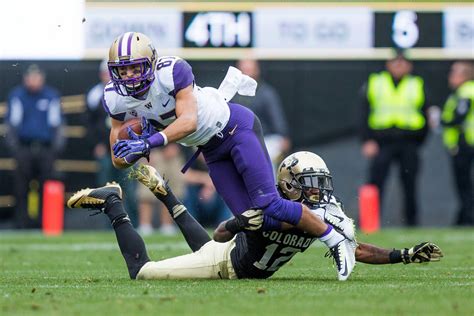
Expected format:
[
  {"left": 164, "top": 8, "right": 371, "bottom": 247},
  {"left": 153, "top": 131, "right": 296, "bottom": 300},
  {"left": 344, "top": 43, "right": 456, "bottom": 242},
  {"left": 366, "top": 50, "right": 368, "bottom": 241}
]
[
  {"left": 319, "top": 225, "right": 333, "bottom": 238},
  {"left": 319, "top": 225, "right": 344, "bottom": 248}
]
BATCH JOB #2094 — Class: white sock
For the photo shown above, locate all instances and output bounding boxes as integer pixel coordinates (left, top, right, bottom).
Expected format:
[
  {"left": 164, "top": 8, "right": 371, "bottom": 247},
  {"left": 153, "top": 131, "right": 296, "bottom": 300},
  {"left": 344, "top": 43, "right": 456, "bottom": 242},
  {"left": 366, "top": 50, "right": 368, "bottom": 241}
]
[{"left": 319, "top": 225, "right": 345, "bottom": 248}]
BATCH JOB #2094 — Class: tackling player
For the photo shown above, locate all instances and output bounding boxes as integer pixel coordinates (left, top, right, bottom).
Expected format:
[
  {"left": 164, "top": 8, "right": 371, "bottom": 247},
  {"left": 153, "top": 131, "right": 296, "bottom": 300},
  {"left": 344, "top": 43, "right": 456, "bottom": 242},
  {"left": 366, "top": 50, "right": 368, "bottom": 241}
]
[
  {"left": 67, "top": 152, "right": 443, "bottom": 281},
  {"left": 102, "top": 32, "right": 356, "bottom": 278}
]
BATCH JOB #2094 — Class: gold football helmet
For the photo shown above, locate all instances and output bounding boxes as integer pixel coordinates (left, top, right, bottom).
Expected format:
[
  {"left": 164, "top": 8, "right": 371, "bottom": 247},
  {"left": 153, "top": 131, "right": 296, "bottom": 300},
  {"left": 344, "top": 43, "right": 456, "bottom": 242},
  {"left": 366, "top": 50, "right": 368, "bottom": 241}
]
[
  {"left": 277, "top": 151, "right": 333, "bottom": 206},
  {"left": 108, "top": 32, "right": 157, "bottom": 96}
]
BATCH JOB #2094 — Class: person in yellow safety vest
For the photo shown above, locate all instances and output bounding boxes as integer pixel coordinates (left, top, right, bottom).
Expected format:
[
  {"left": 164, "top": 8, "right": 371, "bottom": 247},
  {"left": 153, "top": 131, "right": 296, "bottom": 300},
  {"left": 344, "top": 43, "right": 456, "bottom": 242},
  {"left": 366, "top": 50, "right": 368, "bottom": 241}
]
[
  {"left": 359, "top": 49, "right": 430, "bottom": 227},
  {"left": 441, "top": 61, "right": 474, "bottom": 226}
]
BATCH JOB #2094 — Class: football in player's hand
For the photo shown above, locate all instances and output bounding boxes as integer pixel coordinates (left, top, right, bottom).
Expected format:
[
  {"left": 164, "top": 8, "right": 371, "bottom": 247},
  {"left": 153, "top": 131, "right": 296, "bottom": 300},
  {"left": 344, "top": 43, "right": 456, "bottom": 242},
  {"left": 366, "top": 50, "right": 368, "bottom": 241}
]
[{"left": 118, "top": 118, "right": 142, "bottom": 140}]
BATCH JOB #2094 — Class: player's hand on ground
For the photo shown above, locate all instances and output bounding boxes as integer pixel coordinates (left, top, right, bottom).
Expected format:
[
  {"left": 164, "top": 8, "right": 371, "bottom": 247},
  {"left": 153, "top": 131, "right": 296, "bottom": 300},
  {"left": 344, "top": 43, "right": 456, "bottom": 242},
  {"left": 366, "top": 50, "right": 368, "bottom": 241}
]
[
  {"left": 225, "top": 209, "right": 264, "bottom": 234},
  {"left": 113, "top": 139, "right": 151, "bottom": 159},
  {"left": 402, "top": 242, "right": 444, "bottom": 264}
]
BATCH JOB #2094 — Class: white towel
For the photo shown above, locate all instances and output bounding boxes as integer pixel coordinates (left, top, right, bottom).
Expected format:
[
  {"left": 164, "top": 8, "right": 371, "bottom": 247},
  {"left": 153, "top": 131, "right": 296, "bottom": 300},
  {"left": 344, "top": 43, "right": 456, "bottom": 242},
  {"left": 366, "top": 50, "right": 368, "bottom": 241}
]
[{"left": 217, "top": 66, "right": 257, "bottom": 102}]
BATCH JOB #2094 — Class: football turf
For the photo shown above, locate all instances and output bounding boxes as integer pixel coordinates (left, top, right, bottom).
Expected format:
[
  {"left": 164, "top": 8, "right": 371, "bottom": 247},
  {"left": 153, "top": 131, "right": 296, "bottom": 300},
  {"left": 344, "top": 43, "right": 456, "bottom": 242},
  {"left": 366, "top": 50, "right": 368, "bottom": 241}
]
[{"left": 1, "top": 228, "right": 473, "bottom": 315}]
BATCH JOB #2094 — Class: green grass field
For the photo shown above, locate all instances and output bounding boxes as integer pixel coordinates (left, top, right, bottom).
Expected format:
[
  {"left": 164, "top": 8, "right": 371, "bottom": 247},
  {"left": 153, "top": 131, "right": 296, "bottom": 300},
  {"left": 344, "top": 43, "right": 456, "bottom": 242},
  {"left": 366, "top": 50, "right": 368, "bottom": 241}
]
[{"left": 1, "top": 228, "right": 473, "bottom": 316}]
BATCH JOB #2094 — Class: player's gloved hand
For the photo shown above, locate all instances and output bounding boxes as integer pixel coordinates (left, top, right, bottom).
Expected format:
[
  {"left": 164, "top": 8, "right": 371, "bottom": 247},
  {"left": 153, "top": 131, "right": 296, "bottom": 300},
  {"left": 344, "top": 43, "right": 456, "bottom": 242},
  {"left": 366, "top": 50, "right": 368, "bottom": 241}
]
[
  {"left": 402, "top": 242, "right": 444, "bottom": 264},
  {"left": 225, "top": 209, "right": 263, "bottom": 234},
  {"left": 127, "top": 117, "right": 156, "bottom": 140},
  {"left": 113, "top": 139, "right": 151, "bottom": 160}
]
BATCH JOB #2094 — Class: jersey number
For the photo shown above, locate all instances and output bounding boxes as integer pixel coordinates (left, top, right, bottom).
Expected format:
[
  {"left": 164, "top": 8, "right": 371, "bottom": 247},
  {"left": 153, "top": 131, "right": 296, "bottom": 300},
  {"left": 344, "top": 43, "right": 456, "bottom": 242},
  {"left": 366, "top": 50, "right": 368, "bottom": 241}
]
[
  {"left": 156, "top": 57, "right": 176, "bottom": 70},
  {"left": 253, "top": 244, "right": 301, "bottom": 272}
]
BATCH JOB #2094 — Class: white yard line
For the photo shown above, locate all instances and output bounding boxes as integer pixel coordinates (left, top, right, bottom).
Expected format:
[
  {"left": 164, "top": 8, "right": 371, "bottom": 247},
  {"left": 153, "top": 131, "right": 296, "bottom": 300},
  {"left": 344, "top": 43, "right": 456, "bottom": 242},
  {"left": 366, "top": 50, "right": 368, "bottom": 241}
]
[
  {"left": 0, "top": 242, "right": 191, "bottom": 252},
  {"left": 0, "top": 231, "right": 472, "bottom": 252}
]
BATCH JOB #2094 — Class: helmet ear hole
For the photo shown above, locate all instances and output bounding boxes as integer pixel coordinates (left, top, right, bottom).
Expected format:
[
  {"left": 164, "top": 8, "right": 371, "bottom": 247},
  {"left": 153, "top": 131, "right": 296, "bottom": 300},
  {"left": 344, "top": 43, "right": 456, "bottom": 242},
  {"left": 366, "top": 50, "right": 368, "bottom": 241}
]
[{"left": 285, "top": 182, "right": 292, "bottom": 190}]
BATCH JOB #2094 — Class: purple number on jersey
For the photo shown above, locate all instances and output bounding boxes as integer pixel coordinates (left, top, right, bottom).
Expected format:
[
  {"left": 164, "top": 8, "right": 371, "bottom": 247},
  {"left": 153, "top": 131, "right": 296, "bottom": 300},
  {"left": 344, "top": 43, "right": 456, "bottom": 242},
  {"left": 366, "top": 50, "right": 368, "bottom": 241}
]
[{"left": 157, "top": 60, "right": 172, "bottom": 70}]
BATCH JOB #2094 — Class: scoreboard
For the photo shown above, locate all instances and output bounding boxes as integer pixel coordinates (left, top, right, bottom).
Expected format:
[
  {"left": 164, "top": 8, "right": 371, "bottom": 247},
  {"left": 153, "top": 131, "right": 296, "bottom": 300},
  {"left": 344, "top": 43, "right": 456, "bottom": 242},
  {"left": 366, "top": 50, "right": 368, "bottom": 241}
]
[
  {"left": 374, "top": 11, "right": 443, "bottom": 48},
  {"left": 184, "top": 12, "right": 253, "bottom": 48},
  {"left": 2, "top": 2, "right": 473, "bottom": 60},
  {"left": 88, "top": 3, "right": 474, "bottom": 60}
]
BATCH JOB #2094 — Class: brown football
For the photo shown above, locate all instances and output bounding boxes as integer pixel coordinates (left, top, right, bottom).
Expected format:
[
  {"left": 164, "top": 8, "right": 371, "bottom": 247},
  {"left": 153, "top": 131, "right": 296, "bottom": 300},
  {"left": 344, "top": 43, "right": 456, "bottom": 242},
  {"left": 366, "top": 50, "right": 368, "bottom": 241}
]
[{"left": 117, "top": 118, "right": 142, "bottom": 140}]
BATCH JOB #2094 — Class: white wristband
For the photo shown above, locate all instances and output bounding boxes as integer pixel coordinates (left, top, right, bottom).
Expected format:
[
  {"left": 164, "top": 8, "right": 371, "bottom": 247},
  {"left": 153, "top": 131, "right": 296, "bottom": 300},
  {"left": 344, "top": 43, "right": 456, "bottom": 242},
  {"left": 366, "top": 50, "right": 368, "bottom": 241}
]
[{"left": 159, "top": 132, "right": 168, "bottom": 146}]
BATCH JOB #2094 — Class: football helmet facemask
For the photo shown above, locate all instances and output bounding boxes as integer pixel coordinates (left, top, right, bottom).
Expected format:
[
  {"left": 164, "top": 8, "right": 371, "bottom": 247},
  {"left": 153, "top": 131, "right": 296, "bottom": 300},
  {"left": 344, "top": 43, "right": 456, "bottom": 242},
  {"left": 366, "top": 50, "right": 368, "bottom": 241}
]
[
  {"left": 277, "top": 151, "right": 333, "bottom": 206},
  {"left": 108, "top": 32, "right": 157, "bottom": 97}
]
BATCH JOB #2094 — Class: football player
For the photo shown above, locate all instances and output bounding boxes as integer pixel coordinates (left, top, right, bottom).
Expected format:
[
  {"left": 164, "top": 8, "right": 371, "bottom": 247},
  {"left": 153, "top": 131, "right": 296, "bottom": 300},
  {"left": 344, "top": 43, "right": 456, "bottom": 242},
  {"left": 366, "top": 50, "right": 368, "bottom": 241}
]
[
  {"left": 67, "top": 152, "right": 443, "bottom": 281},
  {"left": 103, "top": 32, "right": 355, "bottom": 278}
]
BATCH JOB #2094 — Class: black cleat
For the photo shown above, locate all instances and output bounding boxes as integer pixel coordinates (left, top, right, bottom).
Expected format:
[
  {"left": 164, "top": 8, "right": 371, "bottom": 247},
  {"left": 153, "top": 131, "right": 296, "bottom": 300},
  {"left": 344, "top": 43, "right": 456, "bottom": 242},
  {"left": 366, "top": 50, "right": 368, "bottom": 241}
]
[{"left": 67, "top": 182, "right": 122, "bottom": 210}]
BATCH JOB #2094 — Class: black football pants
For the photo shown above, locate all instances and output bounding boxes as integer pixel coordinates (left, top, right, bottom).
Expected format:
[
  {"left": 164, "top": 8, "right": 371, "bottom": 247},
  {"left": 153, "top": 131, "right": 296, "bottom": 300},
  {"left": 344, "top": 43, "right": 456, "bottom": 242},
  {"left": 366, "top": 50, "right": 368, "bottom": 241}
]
[
  {"left": 450, "top": 143, "right": 474, "bottom": 225},
  {"left": 368, "top": 141, "right": 420, "bottom": 226},
  {"left": 13, "top": 144, "right": 56, "bottom": 229}
]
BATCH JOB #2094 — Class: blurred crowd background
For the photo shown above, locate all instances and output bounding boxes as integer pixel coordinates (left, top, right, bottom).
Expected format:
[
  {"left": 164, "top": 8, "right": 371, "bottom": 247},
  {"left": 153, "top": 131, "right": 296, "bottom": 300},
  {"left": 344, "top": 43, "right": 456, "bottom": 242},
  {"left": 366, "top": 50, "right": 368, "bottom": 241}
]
[{"left": 0, "top": 0, "right": 472, "bottom": 233}]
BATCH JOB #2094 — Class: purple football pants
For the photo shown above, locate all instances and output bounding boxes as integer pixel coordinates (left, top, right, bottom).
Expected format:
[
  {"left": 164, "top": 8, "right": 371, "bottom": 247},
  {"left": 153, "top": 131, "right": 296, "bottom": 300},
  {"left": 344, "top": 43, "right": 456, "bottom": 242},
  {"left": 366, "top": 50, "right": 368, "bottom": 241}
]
[{"left": 200, "top": 103, "right": 302, "bottom": 227}]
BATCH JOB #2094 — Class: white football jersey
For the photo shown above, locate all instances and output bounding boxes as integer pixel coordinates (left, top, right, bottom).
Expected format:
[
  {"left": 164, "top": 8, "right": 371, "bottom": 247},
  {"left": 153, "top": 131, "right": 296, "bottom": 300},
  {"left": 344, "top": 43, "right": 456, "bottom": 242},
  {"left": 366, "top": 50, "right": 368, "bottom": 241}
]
[{"left": 103, "top": 56, "right": 230, "bottom": 147}]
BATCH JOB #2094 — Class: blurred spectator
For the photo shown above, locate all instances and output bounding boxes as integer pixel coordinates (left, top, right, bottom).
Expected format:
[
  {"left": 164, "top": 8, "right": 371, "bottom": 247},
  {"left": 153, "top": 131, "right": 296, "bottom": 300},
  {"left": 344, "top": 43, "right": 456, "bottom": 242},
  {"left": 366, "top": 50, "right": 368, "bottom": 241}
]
[
  {"left": 86, "top": 59, "right": 138, "bottom": 226},
  {"left": 441, "top": 61, "right": 474, "bottom": 226},
  {"left": 86, "top": 59, "right": 110, "bottom": 153},
  {"left": 6, "top": 64, "right": 65, "bottom": 228},
  {"left": 233, "top": 58, "right": 291, "bottom": 172},
  {"left": 359, "top": 50, "right": 430, "bottom": 226},
  {"left": 183, "top": 148, "right": 232, "bottom": 228},
  {"left": 137, "top": 144, "right": 185, "bottom": 236}
]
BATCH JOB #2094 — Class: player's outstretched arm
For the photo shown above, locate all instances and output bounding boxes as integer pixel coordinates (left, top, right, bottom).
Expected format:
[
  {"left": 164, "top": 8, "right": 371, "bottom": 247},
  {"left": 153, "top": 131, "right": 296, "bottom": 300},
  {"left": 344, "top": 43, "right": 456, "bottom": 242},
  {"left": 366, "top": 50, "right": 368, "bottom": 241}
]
[
  {"left": 355, "top": 242, "right": 393, "bottom": 264},
  {"left": 213, "top": 221, "right": 235, "bottom": 243},
  {"left": 356, "top": 242, "right": 444, "bottom": 265}
]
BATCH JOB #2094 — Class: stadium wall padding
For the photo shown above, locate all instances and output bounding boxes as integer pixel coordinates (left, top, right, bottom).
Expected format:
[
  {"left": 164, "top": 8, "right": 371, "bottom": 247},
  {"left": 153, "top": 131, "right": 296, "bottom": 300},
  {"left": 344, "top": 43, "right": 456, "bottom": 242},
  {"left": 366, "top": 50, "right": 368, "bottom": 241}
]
[{"left": 0, "top": 60, "right": 457, "bottom": 225}]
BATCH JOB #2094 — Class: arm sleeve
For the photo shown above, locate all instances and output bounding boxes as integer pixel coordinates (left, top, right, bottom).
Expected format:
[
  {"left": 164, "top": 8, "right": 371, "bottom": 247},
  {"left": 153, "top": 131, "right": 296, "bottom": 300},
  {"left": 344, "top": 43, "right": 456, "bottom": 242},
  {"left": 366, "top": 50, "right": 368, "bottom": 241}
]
[
  {"left": 5, "top": 93, "right": 21, "bottom": 149},
  {"left": 47, "top": 97, "right": 62, "bottom": 128},
  {"left": 102, "top": 94, "right": 126, "bottom": 121},
  {"left": 169, "top": 59, "right": 194, "bottom": 97},
  {"left": 446, "top": 98, "right": 472, "bottom": 126},
  {"left": 7, "top": 92, "right": 23, "bottom": 127},
  {"left": 48, "top": 92, "right": 66, "bottom": 152}
]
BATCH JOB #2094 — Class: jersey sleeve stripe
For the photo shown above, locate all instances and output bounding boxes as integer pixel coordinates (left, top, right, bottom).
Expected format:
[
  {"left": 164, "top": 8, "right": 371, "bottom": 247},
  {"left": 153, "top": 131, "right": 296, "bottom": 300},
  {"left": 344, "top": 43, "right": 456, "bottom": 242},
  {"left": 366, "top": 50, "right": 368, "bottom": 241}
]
[
  {"left": 159, "top": 109, "right": 176, "bottom": 120},
  {"left": 172, "top": 59, "right": 194, "bottom": 94}
]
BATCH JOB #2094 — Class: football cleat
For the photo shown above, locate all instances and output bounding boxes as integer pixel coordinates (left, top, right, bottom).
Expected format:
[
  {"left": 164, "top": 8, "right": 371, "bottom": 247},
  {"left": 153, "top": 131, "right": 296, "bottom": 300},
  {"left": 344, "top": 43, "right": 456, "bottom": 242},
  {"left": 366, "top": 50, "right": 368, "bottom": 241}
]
[
  {"left": 323, "top": 203, "right": 356, "bottom": 241},
  {"left": 67, "top": 182, "right": 122, "bottom": 209},
  {"left": 310, "top": 202, "right": 356, "bottom": 242},
  {"left": 327, "top": 238, "right": 356, "bottom": 281},
  {"left": 129, "top": 164, "right": 169, "bottom": 198}
]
